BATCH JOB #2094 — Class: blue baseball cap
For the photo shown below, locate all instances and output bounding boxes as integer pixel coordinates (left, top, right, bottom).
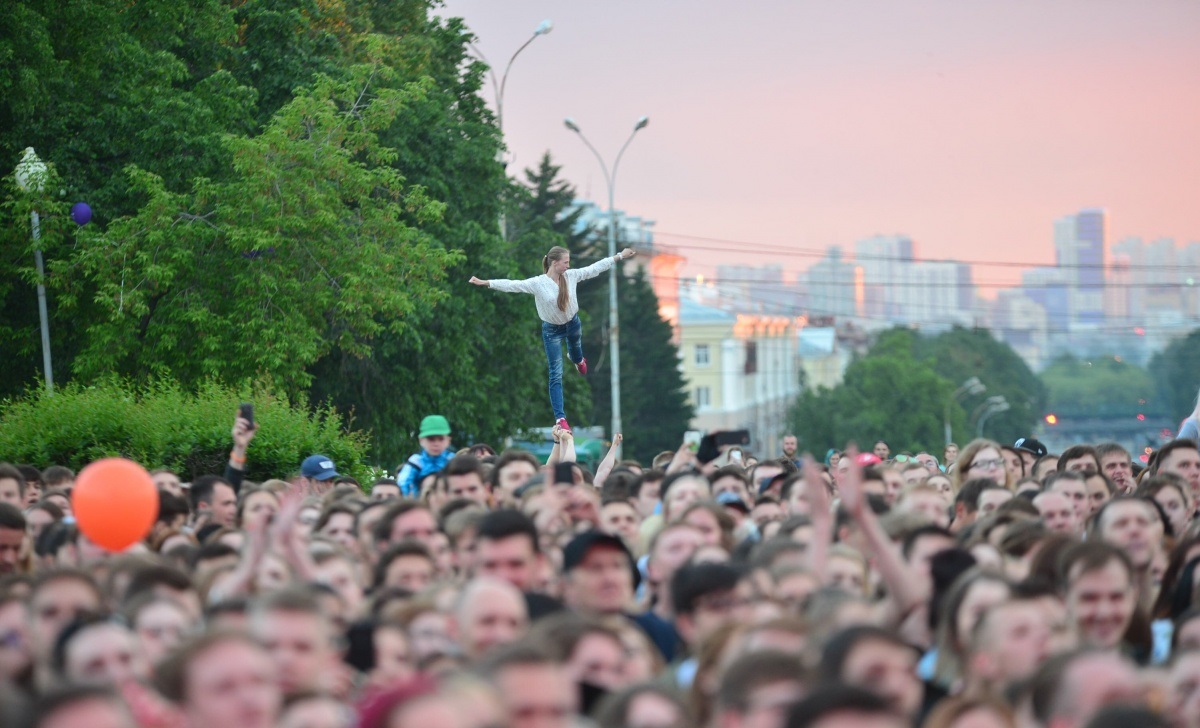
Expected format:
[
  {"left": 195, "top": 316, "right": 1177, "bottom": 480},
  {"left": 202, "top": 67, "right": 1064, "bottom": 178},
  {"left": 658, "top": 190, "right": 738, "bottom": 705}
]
[{"left": 301, "top": 454, "right": 339, "bottom": 481}]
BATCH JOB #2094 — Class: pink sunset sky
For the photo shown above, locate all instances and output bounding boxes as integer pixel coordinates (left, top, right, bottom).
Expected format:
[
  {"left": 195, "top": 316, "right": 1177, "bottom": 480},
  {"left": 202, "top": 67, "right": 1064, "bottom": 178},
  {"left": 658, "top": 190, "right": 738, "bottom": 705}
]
[{"left": 438, "top": 1, "right": 1200, "bottom": 289}]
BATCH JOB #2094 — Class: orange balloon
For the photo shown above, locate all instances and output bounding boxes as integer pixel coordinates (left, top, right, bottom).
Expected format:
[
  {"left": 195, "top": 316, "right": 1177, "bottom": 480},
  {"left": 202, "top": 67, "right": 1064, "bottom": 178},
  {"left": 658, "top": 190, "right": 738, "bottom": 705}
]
[{"left": 72, "top": 458, "right": 159, "bottom": 552}]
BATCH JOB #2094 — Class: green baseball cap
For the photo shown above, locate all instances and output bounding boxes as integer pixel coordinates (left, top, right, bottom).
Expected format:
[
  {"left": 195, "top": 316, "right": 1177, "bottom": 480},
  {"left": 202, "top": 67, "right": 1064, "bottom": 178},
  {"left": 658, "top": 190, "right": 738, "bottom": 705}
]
[{"left": 419, "top": 414, "right": 451, "bottom": 438}]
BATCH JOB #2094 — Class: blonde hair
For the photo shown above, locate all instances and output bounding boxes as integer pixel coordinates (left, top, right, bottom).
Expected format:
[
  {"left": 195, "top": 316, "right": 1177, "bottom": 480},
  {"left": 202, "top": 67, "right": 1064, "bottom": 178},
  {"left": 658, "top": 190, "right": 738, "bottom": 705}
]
[
  {"left": 542, "top": 246, "right": 570, "bottom": 312},
  {"left": 952, "top": 438, "right": 1009, "bottom": 490}
]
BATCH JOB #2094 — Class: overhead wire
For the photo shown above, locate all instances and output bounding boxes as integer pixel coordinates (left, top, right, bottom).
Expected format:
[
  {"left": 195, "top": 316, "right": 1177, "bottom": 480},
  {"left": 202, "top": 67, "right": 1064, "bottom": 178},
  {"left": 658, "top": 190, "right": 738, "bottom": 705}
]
[
  {"left": 652, "top": 230, "right": 1200, "bottom": 271},
  {"left": 647, "top": 275, "right": 1194, "bottom": 335}
]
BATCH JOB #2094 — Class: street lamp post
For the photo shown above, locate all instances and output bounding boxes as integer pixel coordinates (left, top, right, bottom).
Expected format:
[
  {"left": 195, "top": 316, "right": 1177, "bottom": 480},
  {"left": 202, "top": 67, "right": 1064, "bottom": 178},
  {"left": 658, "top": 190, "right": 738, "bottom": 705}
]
[
  {"left": 944, "top": 376, "right": 985, "bottom": 445},
  {"left": 14, "top": 148, "right": 54, "bottom": 395},
  {"left": 974, "top": 396, "right": 1010, "bottom": 438},
  {"left": 469, "top": 20, "right": 552, "bottom": 239},
  {"left": 471, "top": 19, "right": 552, "bottom": 137},
  {"left": 563, "top": 116, "right": 649, "bottom": 459}
]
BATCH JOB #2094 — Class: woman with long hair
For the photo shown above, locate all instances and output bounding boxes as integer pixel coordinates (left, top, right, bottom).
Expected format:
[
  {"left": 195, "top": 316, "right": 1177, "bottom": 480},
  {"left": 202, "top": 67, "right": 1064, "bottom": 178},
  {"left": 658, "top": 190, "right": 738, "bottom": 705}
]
[
  {"left": 471, "top": 245, "right": 636, "bottom": 431},
  {"left": 951, "top": 439, "right": 1010, "bottom": 491}
]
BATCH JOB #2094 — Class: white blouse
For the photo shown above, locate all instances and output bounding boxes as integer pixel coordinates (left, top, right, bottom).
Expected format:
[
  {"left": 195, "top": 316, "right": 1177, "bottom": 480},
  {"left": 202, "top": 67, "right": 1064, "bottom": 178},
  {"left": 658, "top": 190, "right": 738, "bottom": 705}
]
[{"left": 487, "top": 256, "right": 616, "bottom": 325}]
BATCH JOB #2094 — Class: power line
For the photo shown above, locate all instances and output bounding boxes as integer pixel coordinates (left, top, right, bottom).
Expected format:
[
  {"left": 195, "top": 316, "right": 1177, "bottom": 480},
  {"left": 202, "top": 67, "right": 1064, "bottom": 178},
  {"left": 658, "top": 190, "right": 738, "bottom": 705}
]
[
  {"left": 653, "top": 272, "right": 1200, "bottom": 291},
  {"left": 651, "top": 231, "right": 1200, "bottom": 271},
  {"left": 652, "top": 277, "right": 1196, "bottom": 334}
]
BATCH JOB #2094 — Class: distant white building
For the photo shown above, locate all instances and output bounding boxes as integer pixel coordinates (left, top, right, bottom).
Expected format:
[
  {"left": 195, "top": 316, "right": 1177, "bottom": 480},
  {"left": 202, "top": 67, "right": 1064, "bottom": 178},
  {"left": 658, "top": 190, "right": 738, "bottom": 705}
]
[
  {"left": 677, "top": 298, "right": 802, "bottom": 457},
  {"left": 797, "top": 327, "right": 850, "bottom": 391},
  {"left": 892, "top": 260, "right": 975, "bottom": 327},
  {"left": 567, "top": 200, "right": 655, "bottom": 248}
]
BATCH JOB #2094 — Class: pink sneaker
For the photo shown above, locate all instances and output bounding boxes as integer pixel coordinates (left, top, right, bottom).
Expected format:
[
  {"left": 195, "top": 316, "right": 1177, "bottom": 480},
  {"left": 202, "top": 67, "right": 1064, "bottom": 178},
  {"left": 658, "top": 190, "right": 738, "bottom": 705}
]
[
  {"left": 575, "top": 358, "right": 588, "bottom": 375},
  {"left": 556, "top": 417, "right": 572, "bottom": 433}
]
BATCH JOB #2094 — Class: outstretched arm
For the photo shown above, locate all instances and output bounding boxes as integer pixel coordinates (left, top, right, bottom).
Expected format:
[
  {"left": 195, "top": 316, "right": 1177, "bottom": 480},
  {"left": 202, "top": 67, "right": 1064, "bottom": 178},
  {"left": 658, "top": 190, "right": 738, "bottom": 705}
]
[
  {"left": 471, "top": 275, "right": 539, "bottom": 294},
  {"left": 569, "top": 249, "right": 636, "bottom": 282}
]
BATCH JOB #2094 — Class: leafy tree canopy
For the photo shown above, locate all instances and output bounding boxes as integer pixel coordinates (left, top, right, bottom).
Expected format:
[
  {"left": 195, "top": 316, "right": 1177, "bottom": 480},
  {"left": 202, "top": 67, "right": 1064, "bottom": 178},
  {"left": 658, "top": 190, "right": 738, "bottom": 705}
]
[
  {"left": 789, "top": 326, "right": 1042, "bottom": 455},
  {"left": 1149, "top": 328, "right": 1200, "bottom": 425},
  {"left": 0, "top": 0, "right": 692, "bottom": 470},
  {"left": 917, "top": 327, "right": 1046, "bottom": 445},
  {"left": 1040, "top": 354, "right": 1160, "bottom": 419},
  {"left": 53, "top": 62, "right": 455, "bottom": 396}
]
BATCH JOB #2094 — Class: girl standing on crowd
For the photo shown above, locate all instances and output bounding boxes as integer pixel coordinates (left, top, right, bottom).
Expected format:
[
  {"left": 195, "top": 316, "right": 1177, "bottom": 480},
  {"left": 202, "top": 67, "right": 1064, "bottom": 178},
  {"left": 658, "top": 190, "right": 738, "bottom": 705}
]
[{"left": 471, "top": 245, "right": 636, "bottom": 432}]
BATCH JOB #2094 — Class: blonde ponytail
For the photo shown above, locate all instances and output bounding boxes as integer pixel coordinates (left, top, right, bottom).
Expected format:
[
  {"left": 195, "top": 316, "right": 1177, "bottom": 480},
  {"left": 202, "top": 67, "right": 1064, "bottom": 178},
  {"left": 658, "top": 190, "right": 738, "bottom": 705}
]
[{"left": 543, "top": 246, "right": 571, "bottom": 312}]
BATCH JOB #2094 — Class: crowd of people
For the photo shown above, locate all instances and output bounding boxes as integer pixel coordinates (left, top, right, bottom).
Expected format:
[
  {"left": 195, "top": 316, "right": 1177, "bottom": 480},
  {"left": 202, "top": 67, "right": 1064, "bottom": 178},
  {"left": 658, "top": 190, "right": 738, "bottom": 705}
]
[{"left": 2, "top": 407, "right": 1200, "bottom": 728}]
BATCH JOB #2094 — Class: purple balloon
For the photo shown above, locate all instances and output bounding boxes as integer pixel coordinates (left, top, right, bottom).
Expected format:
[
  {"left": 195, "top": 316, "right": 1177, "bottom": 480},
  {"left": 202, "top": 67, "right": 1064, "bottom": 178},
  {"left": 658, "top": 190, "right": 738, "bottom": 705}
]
[{"left": 71, "top": 202, "right": 92, "bottom": 226}]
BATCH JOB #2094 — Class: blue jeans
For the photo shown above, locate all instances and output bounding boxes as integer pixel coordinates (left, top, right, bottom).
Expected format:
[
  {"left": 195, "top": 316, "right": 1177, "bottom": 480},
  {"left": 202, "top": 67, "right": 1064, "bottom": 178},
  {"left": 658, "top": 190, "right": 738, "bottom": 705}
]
[{"left": 542, "top": 314, "right": 583, "bottom": 421}]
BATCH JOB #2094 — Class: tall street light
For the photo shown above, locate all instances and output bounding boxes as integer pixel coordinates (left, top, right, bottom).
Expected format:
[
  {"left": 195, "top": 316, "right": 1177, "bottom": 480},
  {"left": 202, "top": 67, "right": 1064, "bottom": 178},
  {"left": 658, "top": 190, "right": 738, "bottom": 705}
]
[
  {"left": 976, "top": 396, "right": 1010, "bottom": 438},
  {"left": 563, "top": 116, "right": 650, "bottom": 458},
  {"left": 469, "top": 19, "right": 552, "bottom": 239},
  {"left": 944, "top": 376, "right": 985, "bottom": 445},
  {"left": 471, "top": 19, "right": 552, "bottom": 138},
  {"left": 14, "top": 148, "right": 54, "bottom": 395}
]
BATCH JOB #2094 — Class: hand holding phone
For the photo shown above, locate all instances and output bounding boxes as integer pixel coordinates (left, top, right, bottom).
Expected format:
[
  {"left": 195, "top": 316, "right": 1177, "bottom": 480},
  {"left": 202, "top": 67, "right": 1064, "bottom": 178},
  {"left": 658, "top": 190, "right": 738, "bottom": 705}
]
[
  {"left": 232, "top": 403, "right": 258, "bottom": 454},
  {"left": 239, "top": 402, "right": 255, "bottom": 428}
]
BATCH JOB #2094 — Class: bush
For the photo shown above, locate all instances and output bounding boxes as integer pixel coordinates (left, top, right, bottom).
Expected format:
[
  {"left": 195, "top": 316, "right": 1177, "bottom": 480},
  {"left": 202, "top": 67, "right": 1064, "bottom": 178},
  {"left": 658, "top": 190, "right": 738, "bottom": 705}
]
[{"left": 0, "top": 380, "right": 372, "bottom": 482}]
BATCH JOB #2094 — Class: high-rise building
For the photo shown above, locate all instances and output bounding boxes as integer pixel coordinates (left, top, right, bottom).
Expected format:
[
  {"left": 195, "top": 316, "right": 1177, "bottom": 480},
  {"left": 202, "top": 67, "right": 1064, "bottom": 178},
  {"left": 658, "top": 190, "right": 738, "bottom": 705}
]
[
  {"left": 1106, "top": 252, "right": 1131, "bottom": 321},
  {"left": 1054, "top": 209, "right": 1107, "bottom": 325},
  {"left": 715, "top": 264, "right": 796, "bottom": 314},
  {"left": 893, "top": 261, "right": 975, "bottom": 326},
  {"left": 1022, "top": 266, "right": 1071, "bottom": 332},
  {"left": 855, "top": 235, "right": 914, "bottom": 318},
  {"left": 804, "top": 247, "right": 860, "bottom": 318},
  {"left": 1111, "top": 236, "right": 1186, "bottom": 323}
]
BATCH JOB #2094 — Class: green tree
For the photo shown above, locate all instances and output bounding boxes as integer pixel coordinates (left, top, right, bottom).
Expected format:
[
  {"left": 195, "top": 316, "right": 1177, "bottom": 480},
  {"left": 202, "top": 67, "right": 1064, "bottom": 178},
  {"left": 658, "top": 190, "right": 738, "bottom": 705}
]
[
  {"left": 0, "top": 0, "right": 257, "bottom": 398},
  {"left": 227, "top": 0, "right": 346, "bottom": 127},
  {"left": 1041, "top": 354, "right": 1160, "bottom": 419},
  {"left": 308, "top": 18, "right": 566, "bottom": 466},
  {"left": 55, "top": 65, "right": 456, "bottom": 395},
  {"left": 1, "top": 0, "right": 683, "bottom": 471},
  {"left": 788, "top": 325, "right": 1042, "bottom": 454},
  {"left": 1149, "top": 329, "right": 1200, "bottom": 424},
  {"left": 920, "top": 327, "right": 1045, "bottom": 444},
  {"left": 0, "top": 379, "right": 372, "bottom": 481},
  {"left": 790, "top": 343, "right": 955, "bottom": 455}
]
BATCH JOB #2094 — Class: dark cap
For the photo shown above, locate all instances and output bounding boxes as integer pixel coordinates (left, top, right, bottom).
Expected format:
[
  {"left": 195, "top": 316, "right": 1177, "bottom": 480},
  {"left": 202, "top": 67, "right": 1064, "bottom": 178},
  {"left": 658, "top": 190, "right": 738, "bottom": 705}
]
[
  {"left": 1013, "top": 437, "right": 1048, "bottom": 457},
  {"left": 758, "top": 471, "right": 788, "bottom": 495},
  {"left": 561, "top": 530, "right": 640, "bottom": 589}
]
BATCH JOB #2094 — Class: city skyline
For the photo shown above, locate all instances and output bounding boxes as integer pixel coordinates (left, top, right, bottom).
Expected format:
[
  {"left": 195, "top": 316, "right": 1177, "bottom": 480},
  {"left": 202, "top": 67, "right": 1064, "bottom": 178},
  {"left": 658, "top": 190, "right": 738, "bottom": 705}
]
[{"left": 441, "top": 0, "right": 1200, "bottom": 285}]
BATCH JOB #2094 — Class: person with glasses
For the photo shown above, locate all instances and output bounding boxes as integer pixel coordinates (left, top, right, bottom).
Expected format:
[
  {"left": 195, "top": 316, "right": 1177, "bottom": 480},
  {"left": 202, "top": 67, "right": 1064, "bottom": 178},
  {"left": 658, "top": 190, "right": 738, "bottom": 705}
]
[{"left": 952, "top": 439, "right": 1010, "bottom": 492}]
